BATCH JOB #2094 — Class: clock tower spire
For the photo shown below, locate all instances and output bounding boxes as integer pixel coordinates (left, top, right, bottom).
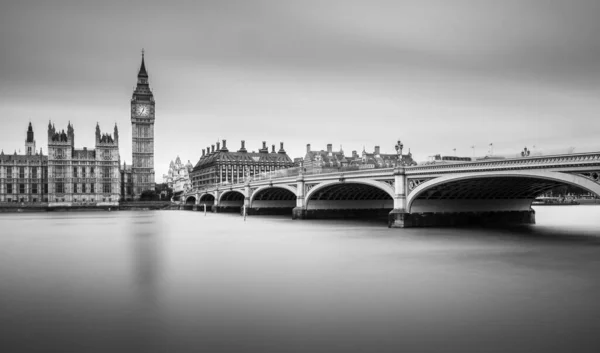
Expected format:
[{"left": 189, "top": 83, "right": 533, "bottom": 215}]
[{"left": 131, "top": 50, "right": 155, "bottom": 200}]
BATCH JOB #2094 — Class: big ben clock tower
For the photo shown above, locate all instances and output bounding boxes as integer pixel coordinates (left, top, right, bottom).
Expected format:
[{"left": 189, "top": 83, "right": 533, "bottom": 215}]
[{"left": 131, "top": 50, "right": 155, "bottom": 199}]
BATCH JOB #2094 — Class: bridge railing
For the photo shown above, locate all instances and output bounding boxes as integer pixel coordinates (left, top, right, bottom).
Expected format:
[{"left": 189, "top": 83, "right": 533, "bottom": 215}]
[{"left": 242, "top": 165, "right": 365, "bottom": 182}]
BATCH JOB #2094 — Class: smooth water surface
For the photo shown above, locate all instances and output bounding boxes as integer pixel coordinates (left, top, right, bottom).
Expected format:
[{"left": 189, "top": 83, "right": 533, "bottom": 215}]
[{"left": 1, "top": 206, "right": 600, "bottom": 352}]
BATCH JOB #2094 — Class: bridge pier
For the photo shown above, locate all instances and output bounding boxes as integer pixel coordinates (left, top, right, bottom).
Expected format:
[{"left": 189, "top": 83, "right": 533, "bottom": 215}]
[
  {"left": 292, "top": 207, "right": 306, "bottom": 219},
  {"left": 293, "top": 175, "right": 306, "bottom": 219},
  {"left": 389, "top": 209, "right": 535, "bottom": 228}
]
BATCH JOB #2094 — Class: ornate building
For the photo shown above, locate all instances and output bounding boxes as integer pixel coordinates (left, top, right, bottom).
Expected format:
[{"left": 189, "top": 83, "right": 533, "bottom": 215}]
[
  {"left": 190, "top": 140, "right": 295, "bottom": 188},
  {"left": 0, "top": 123, "right": 48, "bottom": 203},
  {"left": 304, "top": 143, "right": 348, "bottom": 169},
  {"left": 349, "top": 145, "right": 417, "bottom": 169},
  {"left": 163, "top": 156, "right": 193, "bottom": 193},
  {"left": 131, "top": 52, "right": 155, "bottom": 199},
  {"left": 46, "top": 122, "right": 121, "bottom": 206},
  {"left": 303, "top": 143, "right": 417, "bottom": 170}
]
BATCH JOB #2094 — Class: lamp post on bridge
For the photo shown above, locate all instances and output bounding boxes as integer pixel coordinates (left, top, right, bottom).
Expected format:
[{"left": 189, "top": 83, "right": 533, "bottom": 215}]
[{"left": 395, "top": 140, "right": 404, "bottom": 167}]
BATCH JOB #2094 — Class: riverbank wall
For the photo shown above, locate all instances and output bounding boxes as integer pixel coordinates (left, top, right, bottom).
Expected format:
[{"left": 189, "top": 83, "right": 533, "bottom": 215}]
[{"left": 0, "top": 201, "right": 172, "bottom": 213}]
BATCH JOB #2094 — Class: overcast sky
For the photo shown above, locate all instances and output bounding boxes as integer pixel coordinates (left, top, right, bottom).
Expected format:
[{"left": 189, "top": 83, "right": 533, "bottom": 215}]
[{"left": 1, "top": 0, "right": 599, "bottom": 179}]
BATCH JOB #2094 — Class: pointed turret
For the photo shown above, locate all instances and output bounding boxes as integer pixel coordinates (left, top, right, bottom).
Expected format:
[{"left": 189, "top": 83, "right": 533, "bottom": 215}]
[
  {"left": 25, "top": 122, "right": 36, "bottom": 155},
  {"left": 138, "top": 49, "right": 148, "bottom": 78},
  {"left": 132, "top": 50, "right": 154, "bottom": 102},
  {"left": 114, "top": 123, "right": 119, "bottom": 142}
]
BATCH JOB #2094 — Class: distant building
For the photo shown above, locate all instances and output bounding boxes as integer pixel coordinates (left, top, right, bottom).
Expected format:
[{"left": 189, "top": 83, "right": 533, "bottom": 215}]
[
  {"left": 120, "top": 162, "right": 133, "bottom": 201},
  {"left": 303, "top": 143, "right": 416, "bottom": 170},
  {"left": 0, "top": 123, "right": 48, "bottom": 203},
  {"left": 190, "top": 140, "right": 295, "bottom": 188},
  {"left": 349, "top": 145, "right": 417, "bottom": 168},
  {"left": 163, "top": 156, "right": 193, "bottom": 193},
  {"left": 304, "top": 144, "right": 348, "bottom": 169},
  {"left": 46, "top": 121, "right": 121, "bottom": 206}
]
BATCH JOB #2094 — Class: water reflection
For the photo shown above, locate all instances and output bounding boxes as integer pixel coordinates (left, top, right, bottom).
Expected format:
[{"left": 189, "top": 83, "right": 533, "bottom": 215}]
[
  {"left": 130, "top": 214, "right": 162, "bottom": 303},
  {"left": 0, "top": 207, "right": 599, "bottom": 352}
]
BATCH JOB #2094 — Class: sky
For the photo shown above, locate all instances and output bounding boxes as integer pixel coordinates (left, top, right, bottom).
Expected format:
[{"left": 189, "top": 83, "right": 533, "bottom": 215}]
[{"left": 1, "top": 0, "right": 600, "bottom": 181}]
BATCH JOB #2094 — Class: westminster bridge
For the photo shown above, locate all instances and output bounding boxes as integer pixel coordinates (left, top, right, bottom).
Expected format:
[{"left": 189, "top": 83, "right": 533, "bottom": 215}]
[{"left": 181, "top": 152, "right": 600, "bottom": 227}]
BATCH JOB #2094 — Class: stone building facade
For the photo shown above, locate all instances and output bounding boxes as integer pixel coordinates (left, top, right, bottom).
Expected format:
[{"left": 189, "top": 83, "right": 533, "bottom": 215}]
[
  {"left": 46, "top": 122, "right": 121, "bottom": 206},
  {"left": 190, "top": 140, "right": 295, "bottom": 188},
  {"left": 131, "top": 53, "right": 156, "bottom": 199},
  {"left": 303, "top": 143, "right": 417, "bottom": 170},
  {"left": 0, "top": 123, "right": 48, "bottom": 203},
  {"left": 303, "top": 144, "right": 348, "bottom": 169},
  {"left": 163, "top": 156, "right": 193, "bottom": 193}
]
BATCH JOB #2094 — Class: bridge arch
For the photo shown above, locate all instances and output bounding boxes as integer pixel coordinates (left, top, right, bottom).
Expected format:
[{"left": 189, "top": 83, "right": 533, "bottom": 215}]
[
  {"left": 185, "top": 195, "right": 196, "bottom": 204},
  {"left": 248, "top": 185, "right": 297, "bottom": 214},
  {"left": 305, "top": 179, "right": 395, "bottom": 204},
  {"left": 219, "top": 189, "right": 247, "bottom": 203},
  {"left": 406, "top": 170, "right": 600, "bottom": 213},
  {"left": 304, "top": 180, "right": 395, "bottom": 218},
  {"left": 198, "top": 193, "right": 215, "bottom": 205},
  {"left": 218, "top": 190, "right": 246, "bottom": 213},
  {"left": 249, "top": 185, "right": 297, "bottom": 206}
]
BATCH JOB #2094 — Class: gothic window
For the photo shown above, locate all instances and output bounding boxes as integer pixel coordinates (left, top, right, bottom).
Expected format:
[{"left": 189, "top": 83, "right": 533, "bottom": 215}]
[
  {"left": 32, "top": 184, "right": 38, "bottom": 194},
  {"left": 82, "top": 183, "right": 86, "bottom": 193},
  {"left": 7, "top": 184, "right": 12, "bottom": 194},
  {"left": 56, "top": 182, "right": 64, "bottom": 194},
  {"left": 82, "top": 167, "right": 86, "bottom": 177},
  {"left": 103, "top": 182, "right": 111, "bottom": 194},
  {"left": 19, "top": 167, "right": 25, "bottom": 178},
  {"left": 6, "top": 167, "right": 12, "bottom": 178},
  {"left": 32, "top": 167, "right": 37, "bottom": 178},
  {"left": 91, "top": 183, "right": 95, "bottom": 194},
  {"left": 73, "top": 167, "right": 78, "bottom": 178},
  {"left": 103, "top": 167, "right": 110, "bottom": 178},
  {"left": 44, "top": 184, "right": 48, "bottom": 194},
  {"left": 90, "top": 167, "right": 95, "bottom": 176},
  {"left": 73, "top": 183, "right": 78, "bottom": 194},
  {"left": 19, "top": 184, "right": 25, "bottom": 194}
]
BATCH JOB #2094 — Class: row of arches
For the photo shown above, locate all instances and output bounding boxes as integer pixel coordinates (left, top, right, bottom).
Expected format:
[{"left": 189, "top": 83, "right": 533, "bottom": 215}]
[{"left": 183, "top": 171, "right": 600, "bottom": 217}]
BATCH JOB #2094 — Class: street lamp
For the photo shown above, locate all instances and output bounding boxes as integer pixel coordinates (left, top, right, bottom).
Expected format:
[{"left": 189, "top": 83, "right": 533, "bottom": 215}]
[{"left": 394, "top": 140, "right": 404, "bottom": 166}]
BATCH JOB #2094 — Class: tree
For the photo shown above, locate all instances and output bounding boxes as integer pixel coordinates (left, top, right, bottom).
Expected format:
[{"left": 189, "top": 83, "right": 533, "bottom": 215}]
[
  {"left": 154, "top": 183, "right": 173, "bottom": 201},
  {"left": 140, "top": 189, "right": 159, "bottom": 201}
]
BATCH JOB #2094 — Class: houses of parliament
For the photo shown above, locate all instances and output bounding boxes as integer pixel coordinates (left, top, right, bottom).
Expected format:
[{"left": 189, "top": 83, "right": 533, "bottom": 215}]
[{"left": 0, "top": 54, "right": 155, "bottom": 205}]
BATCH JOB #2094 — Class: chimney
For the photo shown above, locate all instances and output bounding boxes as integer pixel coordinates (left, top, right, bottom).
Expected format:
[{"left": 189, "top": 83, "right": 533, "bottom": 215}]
[
  {"left": 306, "top": 144, "right": 311, "bottom": 153},
  {"left": 202, "top": 149, "right": 205, "bottom": 157},
  {"left": 352, "top": 150, "right": 358, "bottom": 159},
  {"left": 327, "top": 144, "right": 332, "bottom": 153},
  {"left": 271, "top": 144, "right": 275, "bottom": 153},
  {"left": 374, "top": 146, "right": 380, "bottom": 155},
  {"left": 211, "top": 145, "right": 215, "bottom": 153},
  {"left": 238, "top": 140, "right": 247, "bottom": 153},
  {"left": 222, "top": 139, "right": 227, "bottom": 150},
  {"left": 278, "top": 142, "right": 286, "bottom": 154},
  {"left": 216, "top": 141, "right": 220, "bottom": 151},
  {"left": 259, "top": 141, "right": 268, "bottom": 153}
]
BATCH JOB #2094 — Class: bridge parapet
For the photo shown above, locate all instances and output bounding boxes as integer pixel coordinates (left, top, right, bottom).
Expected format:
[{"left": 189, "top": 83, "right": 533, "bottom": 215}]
[{"left": 408, "top": 152, "right": 600, "bottom": 175}]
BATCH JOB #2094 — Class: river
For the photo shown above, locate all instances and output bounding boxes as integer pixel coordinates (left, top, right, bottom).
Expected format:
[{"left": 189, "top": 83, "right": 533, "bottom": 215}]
[{"left": 1, "top": 206, "right": 600, "bottom": 352}]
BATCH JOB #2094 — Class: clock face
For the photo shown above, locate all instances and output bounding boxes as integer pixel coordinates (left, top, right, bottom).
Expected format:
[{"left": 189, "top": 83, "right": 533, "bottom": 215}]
[{"left": 136, "top": 104, "right": 150, "bottom": 116}]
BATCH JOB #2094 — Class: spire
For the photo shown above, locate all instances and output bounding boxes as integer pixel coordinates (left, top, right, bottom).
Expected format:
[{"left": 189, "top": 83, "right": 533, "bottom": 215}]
[
  {"left": 138, "top": 49, "right": 148, "bottom": 78},
  {"left": 26, "top": 122, "right": 34, "bottom": 143},
  {"left": 114, "top": 123, "right": 119, "bottom": 141}
]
